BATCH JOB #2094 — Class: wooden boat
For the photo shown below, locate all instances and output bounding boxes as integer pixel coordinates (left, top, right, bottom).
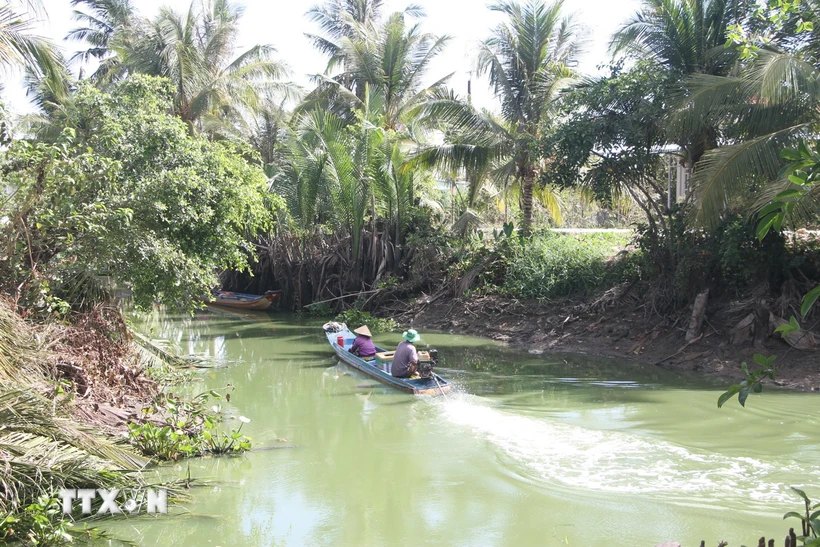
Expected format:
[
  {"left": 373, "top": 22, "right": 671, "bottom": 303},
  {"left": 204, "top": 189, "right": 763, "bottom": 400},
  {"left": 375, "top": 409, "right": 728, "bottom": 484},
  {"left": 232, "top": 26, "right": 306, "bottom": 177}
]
[
  {"left": 323, "top": 323, "right": 452, "bottom": 396},
  {"left": 201, "top": 290, "right": 283, "bottom": 311}
]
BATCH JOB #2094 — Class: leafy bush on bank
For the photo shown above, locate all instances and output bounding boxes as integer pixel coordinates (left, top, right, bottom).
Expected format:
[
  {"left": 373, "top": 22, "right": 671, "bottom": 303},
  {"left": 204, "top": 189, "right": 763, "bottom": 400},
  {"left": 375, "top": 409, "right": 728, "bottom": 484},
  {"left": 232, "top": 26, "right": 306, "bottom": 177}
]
[
  {"left": 0, "top": 76, "right": 277, "bottom": 315},
  {"left": 445, "top": 229, "right": 629, "bottom": 300},
  {"left": 630, "top": 214, "right": 794, "bottom": 308},
  {"left": 334, "top": 309, "right": 398, "bottom": 334},
  {"left": 438, "top": 217, "right": 820, "bottom": 309},
  {"left": 502, "top": 232, "right": 629, "bottom": 299}
]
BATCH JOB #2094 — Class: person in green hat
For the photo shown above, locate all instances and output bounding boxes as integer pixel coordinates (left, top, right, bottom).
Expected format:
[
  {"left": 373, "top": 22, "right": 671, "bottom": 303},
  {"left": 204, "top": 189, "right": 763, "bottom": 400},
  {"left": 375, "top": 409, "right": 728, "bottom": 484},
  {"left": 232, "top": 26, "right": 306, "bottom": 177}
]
[{"left": 391, "top": 329, "right": 421, "bottom": 378}]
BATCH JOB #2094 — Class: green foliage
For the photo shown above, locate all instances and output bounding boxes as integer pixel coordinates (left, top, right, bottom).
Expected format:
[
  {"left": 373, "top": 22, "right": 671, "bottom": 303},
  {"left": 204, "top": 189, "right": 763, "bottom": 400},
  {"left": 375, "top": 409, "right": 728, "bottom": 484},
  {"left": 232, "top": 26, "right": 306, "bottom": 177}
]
[
  {"left": 304, "top": 302, "right": 333, "bottom": 316},
  {"left": 717, "top": 217, "right": 786, "bottom": 288},
  {"left": 497, "top": 221, "right": 515, "bottom": 240},
  {"left": 803, "top": 286, "right": 820, "bottom": 318},
  {"left": 128, "top": 389, "right": 252, "bottom": 460},
  {"left": 127, "top": 422, "right": 195, "bottom": 461},
  {"left": 632, "top": 213, "right": 788, "bottom": 307},
  {"left": 502, "top": 232, "right": 628, "bottom": 300},
  {"left": 0, "top": 388, "right": 151, "bottom": 547},
  {"left": 301, "top": 9, "right": 450, "bottom": 131},
  {"left": 376, "top": 276, "right": 400, "bottom": 289},
  {"left": 0, "top": 496, "right": 71, "bottom": 546},
  {"left": 680, "top": 49, "right": 820, "bottom": 227},
  {"left": 334, "top": 309, "right": 397, "bottom": 334},
  {"left": 279, "top": 97, "right": 419, "bottom": 256},
  {"left": 727, "top": 0, "right": 810, "bottom": 59},
  {"left": 402, "top": 213, "right": 453, "bottom": 290},
  {"left": 200, "top": 417, "right": 253, "bottom": 455},
  {"left": 75, "top": 0, "right": 291, "bottom": 133},
  {"left": 409, "top": 0, "right": 581, "bottom": 234},
  {"left": 783, "top": 487, "right": 820, "bottom": 545},
  {"left": 719, "top": 144, "right": 820, "bottom": 408},
  {"left": 0, "top": 75, "right": 277, "bottom": 312},
  {"left": 612, "top": 0, "right": 743, "bottom": 75},
  {"left": 0, "top": 2, "right": 68, "bottom": 98},
  {"left": 756, "top": 144, "right": 820, "bottom": 249},
  {"left": 281, "top": 7, "right": 450, "bottom": 253},
  {"left": 545, "top": 60, "right": 675, "bottom": 207},
  {"left": 717, "top": 354, "right": 776, "bottom": 407}
]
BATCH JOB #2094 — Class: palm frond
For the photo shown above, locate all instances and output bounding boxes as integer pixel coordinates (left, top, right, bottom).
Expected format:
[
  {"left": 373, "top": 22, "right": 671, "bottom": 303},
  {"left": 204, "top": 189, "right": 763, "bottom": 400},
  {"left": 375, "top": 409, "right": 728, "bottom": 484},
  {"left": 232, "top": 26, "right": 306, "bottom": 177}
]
[
  {"left": 0, "top": 301, "right": 40, "bottom": 384},
  {"left": 534, "top": 184, "right": 564, "bottom": 225},
  {"left": 452, "top": 209, "right": 481, "bottom": 237},
  {"left": 745, "top": 50, "right": 820, "bottom": 106},
  {"left": 0, "top": 5, "right": 66, "bottom": 83},
  {"left": 690, "top": 124, "right": 809, "bottom": 226},
  {"left": 667, "top": 73, "right": 745, "bottom": 138},
  {"left": 0, "top": 388, "right": 147, "bottom": 514}
]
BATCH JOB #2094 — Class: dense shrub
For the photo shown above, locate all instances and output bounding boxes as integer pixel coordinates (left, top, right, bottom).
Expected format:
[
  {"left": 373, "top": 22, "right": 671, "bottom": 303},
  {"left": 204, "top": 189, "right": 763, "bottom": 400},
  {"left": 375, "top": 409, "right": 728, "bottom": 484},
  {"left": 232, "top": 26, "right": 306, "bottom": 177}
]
[
  {"left": 0, "top": 76, "right": 276, "bottom": 313},
  {"left": 334, "top": 309, "right": 398, "bottom": 334},
  {"left": 631, "top": 214, "right": 790, "bottom": 307}
]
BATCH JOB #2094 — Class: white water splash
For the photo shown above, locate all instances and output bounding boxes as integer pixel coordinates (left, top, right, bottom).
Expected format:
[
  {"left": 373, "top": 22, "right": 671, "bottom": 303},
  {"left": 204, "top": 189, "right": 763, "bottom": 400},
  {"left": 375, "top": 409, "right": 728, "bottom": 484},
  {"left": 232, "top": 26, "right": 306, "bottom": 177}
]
[{"left": 436, "top": 396, "right": 818, "bottom": 506}]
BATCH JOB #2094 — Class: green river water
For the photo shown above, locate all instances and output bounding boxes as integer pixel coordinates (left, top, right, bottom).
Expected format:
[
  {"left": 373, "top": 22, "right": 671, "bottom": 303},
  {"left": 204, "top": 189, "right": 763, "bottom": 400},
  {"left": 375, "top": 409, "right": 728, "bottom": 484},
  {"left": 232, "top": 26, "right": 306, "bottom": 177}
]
[{"left": 103, "top": 309, "right": 820, "bottom": 546}]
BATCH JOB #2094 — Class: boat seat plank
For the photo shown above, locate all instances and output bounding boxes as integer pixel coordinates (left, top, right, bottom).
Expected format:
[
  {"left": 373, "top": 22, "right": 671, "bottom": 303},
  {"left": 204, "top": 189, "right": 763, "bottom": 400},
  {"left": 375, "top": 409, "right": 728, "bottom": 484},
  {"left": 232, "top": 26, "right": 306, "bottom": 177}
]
[{"left": 375, "top": 351, "right": 394, "bottom": 363}]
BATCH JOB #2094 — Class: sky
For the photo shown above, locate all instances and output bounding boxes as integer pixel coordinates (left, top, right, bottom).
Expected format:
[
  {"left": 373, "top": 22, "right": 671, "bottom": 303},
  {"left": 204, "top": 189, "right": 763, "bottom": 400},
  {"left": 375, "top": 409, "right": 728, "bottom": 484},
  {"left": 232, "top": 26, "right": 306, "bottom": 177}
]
[{"left": 2, "top": 0, "right": 642, "bottom": 116}]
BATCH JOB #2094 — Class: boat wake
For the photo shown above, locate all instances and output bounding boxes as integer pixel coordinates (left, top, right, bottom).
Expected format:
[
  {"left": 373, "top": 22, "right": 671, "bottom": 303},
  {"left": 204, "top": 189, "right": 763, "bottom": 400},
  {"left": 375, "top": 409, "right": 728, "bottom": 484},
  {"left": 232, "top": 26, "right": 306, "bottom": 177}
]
[{"left": 433, "top": 395, "right": 820, "bottom": 507}]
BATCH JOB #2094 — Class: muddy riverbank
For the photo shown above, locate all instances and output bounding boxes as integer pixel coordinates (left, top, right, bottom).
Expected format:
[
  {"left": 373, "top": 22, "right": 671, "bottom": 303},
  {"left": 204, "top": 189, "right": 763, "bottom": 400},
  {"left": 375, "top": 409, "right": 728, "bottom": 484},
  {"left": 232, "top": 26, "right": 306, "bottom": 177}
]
[{"left": 389, "top": 291, "right": 820, "bottom": 392}]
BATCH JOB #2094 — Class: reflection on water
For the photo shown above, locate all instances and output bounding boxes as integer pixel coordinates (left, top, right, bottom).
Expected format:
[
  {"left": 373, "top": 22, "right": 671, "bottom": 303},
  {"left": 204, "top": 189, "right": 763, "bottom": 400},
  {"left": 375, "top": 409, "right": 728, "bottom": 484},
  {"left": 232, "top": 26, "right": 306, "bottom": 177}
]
[{"left": 104, "top": 310, "right": 820, "bottom": 546}]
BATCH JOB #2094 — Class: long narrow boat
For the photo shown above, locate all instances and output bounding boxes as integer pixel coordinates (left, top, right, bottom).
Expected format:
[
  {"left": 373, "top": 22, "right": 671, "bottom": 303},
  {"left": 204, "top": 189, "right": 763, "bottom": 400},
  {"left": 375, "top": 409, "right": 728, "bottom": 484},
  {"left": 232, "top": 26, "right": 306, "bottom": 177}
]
[
  {"left": 201, "top": 290, "right": 283, "bottom": 311},
  {"left": 323, "top": 323, "right": 452, "bottom": 396}
]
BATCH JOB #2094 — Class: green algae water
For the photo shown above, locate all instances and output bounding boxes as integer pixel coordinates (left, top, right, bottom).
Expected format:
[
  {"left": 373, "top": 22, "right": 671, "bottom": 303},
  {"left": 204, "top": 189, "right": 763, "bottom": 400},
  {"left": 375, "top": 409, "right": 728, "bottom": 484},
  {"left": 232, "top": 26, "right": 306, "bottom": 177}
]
[{"left": 104, "top": 310, "right": 820, "bottom": 546}]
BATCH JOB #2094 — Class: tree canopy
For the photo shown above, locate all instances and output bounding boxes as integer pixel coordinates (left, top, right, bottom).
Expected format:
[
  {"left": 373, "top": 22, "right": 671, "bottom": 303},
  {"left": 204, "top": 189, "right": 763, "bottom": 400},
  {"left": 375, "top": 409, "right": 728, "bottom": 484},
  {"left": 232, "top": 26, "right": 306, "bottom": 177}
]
[{"left": 0, "top": 75, "right": 277, "bottom": 310}]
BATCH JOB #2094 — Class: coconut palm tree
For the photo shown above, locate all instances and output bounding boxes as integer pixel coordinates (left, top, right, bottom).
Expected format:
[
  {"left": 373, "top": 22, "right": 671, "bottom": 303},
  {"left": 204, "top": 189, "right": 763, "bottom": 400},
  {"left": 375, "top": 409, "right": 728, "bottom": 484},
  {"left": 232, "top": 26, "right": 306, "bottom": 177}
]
[
  {"left": 610, "top": 0, "right": 749, "bottom": 177},
  {"left": 115, "top": 0, "right": 290, "bottom": 133},
  {"left": 625, "top": 0, "right": 820, "bottom": 226},
  {"left": 0, "top": 1, "right": 65, "bottom": 86},
  {"left": 65, "top": 0, "right": 135, "bottom": 71},
  {"left": 280, "top": 93, "right": 382, "bottom": 264},
  {"left": 411, "top": 0, "right": 579, "bottom": 234},
  {"left": 611, "top": 0, "right": 743, "bottom": 76},
  {"left": 672, "top": 48, "right": 820, "bottom": 226},
  {"left": 279, "top": 84, "right": 422, "bottom": 291},
  {"left": 300, "top": 10, "right": 450, "bottom": 132},
  {"left": 305, "top": 0, "right": 424, "bottom": 83},
  {"left": 246, "top": 91, "right": 290, "bottom": 178},
  {"left": 306, "top": 0, "right": 386, "bottom": 68}
]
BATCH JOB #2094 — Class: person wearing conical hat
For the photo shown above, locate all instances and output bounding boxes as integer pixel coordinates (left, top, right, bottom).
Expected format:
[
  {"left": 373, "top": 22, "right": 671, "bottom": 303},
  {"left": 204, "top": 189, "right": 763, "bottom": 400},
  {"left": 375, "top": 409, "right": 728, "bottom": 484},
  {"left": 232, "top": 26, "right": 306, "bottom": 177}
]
[
  {"left": 391, "top": 329, "right": 421, "bottom": 378},
  {"left": 349, "top": 325, "right": 376, "bottom": 359}
]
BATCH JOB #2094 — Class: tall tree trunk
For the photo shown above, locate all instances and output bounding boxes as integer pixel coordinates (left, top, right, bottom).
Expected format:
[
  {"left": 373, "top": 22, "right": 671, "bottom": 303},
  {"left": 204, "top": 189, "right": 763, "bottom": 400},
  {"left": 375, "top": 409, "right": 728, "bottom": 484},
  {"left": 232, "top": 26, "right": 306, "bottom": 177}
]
[
  {"left": 521, "top": 169, "right": 535, "bottom": 235},
  {"left": 370, "top": 193, "right": 378, "bottom": 284}
]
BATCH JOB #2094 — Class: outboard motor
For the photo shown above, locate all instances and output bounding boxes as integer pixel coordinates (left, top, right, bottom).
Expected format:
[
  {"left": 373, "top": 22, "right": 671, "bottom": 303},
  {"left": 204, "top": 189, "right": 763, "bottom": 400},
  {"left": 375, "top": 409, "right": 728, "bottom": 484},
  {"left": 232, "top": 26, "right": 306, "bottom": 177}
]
[{"left": 417, "top": 349, "right": 438, "bottom": 378}]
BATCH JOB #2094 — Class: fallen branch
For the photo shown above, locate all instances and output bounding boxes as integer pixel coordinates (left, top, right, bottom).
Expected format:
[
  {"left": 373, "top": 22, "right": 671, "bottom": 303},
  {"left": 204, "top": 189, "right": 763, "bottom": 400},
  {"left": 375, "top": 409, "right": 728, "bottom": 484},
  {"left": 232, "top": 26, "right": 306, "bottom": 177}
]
[
  {"left": 304, "top": 289, "right": 381, "bottom": 308},
  {"left": 654, "top": 334, "right": 704, "bottom": 366}
]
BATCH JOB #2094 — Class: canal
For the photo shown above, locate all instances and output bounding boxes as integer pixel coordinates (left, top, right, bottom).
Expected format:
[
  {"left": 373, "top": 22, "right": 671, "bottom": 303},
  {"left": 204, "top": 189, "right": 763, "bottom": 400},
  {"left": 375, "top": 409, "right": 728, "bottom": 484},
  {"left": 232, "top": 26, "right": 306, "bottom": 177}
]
[{"left": 105, "top": 309, "right": 820, "bottom": 546}]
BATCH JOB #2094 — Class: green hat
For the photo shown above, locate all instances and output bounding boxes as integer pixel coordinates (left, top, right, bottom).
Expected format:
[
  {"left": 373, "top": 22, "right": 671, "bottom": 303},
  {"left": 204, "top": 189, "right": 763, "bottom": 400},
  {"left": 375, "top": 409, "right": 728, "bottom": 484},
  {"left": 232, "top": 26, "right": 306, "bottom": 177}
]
[{"left": 402, "top": 329, "right": 421, "bottom": 343}]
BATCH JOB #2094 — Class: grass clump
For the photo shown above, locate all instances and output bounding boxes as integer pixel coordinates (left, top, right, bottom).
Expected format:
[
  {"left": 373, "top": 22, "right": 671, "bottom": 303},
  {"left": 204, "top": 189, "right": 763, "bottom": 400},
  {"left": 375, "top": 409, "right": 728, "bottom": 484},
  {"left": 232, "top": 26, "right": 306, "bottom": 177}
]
[{"left": 503, "top": 232, "right": 628, "bottom": 300}]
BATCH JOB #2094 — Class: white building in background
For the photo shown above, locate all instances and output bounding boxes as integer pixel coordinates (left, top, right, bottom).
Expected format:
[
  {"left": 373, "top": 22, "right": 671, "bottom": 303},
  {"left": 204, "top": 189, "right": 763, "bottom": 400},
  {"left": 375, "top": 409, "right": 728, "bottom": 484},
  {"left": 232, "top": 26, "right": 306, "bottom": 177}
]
[
  {"left": 668, "top": 155, "right": 691, "bottom": 204},
  {"left": 656, "top": 145, "right": 691, "bottom": 208},
  {"left": 434, "top": 179, "right": 469, "bottom": 194}
]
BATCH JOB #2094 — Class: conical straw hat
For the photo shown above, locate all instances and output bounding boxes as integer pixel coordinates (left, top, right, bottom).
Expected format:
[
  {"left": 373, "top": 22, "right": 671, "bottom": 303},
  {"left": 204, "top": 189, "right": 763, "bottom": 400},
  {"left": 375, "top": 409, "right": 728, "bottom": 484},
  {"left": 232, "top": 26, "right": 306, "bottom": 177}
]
[{"left": 353, "top": 325, "right": 372, "bottom": 337}]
